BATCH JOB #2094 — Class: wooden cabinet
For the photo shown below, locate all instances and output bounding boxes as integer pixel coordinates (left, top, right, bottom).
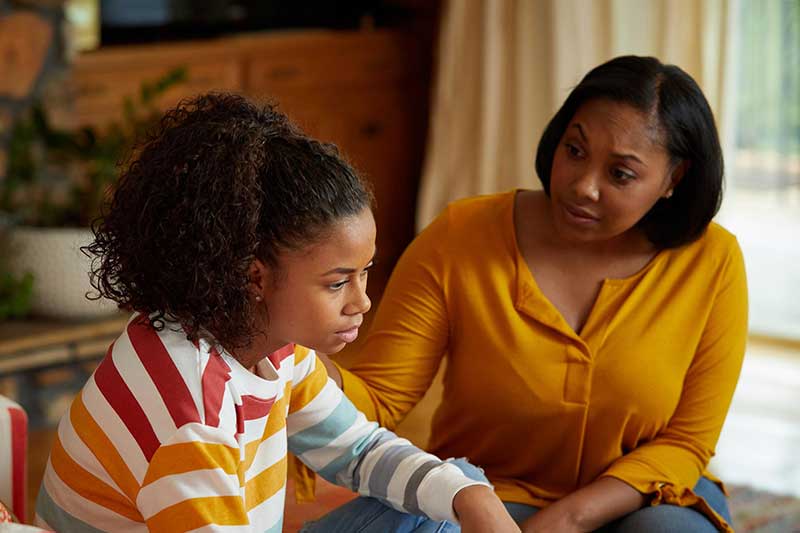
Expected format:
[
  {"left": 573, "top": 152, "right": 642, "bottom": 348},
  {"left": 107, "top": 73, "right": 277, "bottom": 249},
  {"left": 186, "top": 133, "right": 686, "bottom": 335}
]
[{"left": 60, "top": 29, "right": 432, "bottom": 312}]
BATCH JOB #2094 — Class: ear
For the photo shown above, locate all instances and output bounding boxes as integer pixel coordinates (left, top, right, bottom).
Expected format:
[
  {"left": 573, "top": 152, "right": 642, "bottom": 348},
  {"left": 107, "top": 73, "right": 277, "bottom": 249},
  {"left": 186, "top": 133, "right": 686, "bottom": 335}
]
[
  {"left": 248, "top": 258, "right": 272, "bottom": 301},
  {"left": 664, "top": 160, "right": 689, "bottom": 198}
]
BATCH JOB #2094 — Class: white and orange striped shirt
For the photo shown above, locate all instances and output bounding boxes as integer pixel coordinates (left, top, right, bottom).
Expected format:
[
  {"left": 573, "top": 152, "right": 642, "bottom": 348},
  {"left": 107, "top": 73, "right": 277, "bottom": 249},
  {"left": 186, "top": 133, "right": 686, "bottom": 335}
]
[{"left": 35, "top": 314, "right": 483, "bottom": 532}]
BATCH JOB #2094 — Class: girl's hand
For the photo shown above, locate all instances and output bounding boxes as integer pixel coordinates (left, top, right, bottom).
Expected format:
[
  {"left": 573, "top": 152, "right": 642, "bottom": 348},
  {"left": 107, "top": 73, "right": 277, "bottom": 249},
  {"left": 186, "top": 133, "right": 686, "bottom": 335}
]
[
  {"left": 520, "top": 504, "right": 585, "bottom": 533},
  {"left": 453, "top": 485, "right": 521, "bottom": 533}
]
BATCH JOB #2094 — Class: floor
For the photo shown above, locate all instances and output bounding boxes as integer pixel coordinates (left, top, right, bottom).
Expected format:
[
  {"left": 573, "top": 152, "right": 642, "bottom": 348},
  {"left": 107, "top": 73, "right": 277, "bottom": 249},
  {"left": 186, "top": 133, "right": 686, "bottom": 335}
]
[
  {"left": 708, "top": 338, "right": 800, "bottom": 497},
  {"left": 24, "top": 338, "right": 800, "bottom": 525}
]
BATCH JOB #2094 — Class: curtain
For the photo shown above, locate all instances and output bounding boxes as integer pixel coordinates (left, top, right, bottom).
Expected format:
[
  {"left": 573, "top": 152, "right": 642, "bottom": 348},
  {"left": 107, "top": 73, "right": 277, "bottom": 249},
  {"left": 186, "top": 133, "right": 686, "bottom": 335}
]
[{"left": 417, "top": 0, "right": 731, "bottom": 230}]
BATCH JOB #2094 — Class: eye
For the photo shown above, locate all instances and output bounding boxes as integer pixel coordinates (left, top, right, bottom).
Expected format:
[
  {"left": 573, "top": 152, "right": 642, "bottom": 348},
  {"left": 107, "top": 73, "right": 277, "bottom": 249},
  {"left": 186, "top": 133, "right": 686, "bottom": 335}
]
[
  {"left": 329, "top": 280, "right": 348, "bottom": 291},
  {"left": 564, "top": 142, "right": 584, "bottom": 159},
  {"left": 611, "top": 167, "right": 636, "bottom": 183}
]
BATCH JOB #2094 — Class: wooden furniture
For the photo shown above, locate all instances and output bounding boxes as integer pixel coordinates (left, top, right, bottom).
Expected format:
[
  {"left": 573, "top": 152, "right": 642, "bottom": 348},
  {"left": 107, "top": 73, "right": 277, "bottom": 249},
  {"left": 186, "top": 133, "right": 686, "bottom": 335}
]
[
  {"left": 55, "top": 29, "right": 432, "bottom": 327},
  {"left": 0, "top": 314, "right": 128, "bottom": 378}
]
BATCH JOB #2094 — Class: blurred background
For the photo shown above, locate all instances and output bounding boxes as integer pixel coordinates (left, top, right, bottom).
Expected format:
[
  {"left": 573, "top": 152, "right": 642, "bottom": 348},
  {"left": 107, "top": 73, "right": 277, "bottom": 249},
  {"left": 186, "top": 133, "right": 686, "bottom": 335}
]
[{"left": 0, "top": 0, "right": 797, "bottom": 529}]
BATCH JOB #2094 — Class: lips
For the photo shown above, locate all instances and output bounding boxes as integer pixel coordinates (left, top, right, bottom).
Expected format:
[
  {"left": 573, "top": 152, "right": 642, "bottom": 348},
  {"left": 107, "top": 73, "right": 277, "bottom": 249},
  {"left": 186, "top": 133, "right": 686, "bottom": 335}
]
[
  {"left": 563, "top": 202, "right": 600, "bottom": 221},
  {"left": 335, "top": 325, "right": 360, "bottom": 343}
]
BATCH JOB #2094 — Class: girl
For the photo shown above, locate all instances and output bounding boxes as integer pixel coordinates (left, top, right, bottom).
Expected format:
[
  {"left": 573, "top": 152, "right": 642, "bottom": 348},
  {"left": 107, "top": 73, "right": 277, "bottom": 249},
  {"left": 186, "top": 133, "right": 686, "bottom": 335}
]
[{"left": 35, "top": 93, "right": 518, "bottom": 533}]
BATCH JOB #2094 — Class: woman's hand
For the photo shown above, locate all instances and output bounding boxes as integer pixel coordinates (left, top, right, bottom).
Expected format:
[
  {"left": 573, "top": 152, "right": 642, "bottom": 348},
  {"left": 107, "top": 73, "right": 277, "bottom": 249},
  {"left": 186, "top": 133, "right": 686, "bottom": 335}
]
[
  {"left": 317, "top": 352, "right": 343, "bottom": 388},
  {"left": 453, "top": 485, "right": 521, "bottom": 532}
]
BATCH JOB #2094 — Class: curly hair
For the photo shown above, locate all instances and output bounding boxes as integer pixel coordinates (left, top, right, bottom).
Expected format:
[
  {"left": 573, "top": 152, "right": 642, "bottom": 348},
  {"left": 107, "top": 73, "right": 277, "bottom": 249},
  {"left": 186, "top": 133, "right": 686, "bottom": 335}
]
[{"left": 86, "top": 93, "right": 373, "bottom": 349}]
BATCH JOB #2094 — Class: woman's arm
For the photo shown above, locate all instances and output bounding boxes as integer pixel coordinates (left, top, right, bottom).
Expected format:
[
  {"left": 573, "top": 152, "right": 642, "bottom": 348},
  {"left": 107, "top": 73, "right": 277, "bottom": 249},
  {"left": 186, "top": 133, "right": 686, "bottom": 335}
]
[
  {"left": 331, "top": 208, "right": 455, "bottom": 428},
  {"left": 520, "top": 477, "right": 645, "bottom": 532}
]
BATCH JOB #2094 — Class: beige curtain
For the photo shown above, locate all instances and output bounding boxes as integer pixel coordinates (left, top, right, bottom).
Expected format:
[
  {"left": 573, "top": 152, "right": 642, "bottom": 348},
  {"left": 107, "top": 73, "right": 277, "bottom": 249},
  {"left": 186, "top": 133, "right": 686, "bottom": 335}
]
[{"left": 417, "top": 0, "right": 732, "bottom": 230}]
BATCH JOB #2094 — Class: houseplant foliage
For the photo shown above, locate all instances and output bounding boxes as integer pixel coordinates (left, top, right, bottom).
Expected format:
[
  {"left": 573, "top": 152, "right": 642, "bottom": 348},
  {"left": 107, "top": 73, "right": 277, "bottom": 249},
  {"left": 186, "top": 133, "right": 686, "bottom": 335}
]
[
  {"left": 1, "top": 67, "right": 187, "bottom": 227},
  {"left": 0, "top": 67, "right": 187, "bottom": 319}
]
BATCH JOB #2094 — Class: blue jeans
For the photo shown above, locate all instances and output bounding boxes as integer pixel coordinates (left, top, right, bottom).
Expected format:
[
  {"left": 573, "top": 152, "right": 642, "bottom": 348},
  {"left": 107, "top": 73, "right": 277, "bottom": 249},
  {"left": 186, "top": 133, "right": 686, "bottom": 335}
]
[
  {"left": 505, "top": 476, "right": 732, "bottom": 533},
  {"left": 298, "top": 458, "right": 486, "bottom": 533},
  {"left": 303, "top": 471, "right": 731, "bottom": 533}
]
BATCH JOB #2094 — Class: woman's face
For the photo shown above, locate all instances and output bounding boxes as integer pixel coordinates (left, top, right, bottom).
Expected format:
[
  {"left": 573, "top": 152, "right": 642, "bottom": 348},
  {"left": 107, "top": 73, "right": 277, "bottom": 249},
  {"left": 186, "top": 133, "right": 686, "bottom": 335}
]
[
  {"left": 548, "top": 99, "right": 683, "bottom": 246},
  {"left": 255, "top": 208, "right": 376, "bottom": 356}
]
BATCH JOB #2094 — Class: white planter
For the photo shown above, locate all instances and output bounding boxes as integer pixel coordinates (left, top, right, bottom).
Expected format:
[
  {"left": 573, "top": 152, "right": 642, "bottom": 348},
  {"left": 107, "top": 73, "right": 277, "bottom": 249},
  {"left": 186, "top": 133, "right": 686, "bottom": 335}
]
[{"left": 5, "top": 227, "right": 117, "bottom": 319}]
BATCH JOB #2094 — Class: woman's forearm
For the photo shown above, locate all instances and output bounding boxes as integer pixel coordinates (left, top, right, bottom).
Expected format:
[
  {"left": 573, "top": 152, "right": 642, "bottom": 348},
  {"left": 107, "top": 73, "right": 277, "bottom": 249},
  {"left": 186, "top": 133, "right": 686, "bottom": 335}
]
[{"left": 523, "top": 476, "right": 645, "bottom": 532}]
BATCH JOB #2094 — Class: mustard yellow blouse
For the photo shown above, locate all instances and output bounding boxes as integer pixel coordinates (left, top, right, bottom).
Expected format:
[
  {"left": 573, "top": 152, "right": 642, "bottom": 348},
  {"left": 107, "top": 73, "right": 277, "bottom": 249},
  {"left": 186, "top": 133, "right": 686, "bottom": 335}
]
[{"left": 338, "top": 190, "right": 747, "bottom": 531}]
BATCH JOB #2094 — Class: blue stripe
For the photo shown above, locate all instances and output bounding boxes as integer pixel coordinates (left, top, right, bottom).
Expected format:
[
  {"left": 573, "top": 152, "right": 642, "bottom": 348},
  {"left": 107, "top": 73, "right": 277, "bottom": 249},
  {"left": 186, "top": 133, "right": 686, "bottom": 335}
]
[
  {"left": 36, "top": 484, "right": 109, "bottom": 533},
  {"left": 263, "top": 516, "right": 284, "bottom": 533},
  {"left": 367, "top": 443, "right": 421, "bottom": 501},
  {"left": 315, "top": 423, "right": 381, "bottom": 484},
  {"left": 352, "top": 430, "right": 397, "bottom": 490},
  {"left": 288, "top": 395, "right": 358, "bottom": 456}
]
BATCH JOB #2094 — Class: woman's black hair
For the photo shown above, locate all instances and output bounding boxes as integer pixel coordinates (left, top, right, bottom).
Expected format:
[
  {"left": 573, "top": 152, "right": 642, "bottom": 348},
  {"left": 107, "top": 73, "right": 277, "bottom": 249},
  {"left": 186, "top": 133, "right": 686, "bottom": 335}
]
[
  {"left": 86, "top": 93, "right": 373, "bottom": 349},
  {"left": 534, "top": 55, "right": 724, "bottom": 248}
]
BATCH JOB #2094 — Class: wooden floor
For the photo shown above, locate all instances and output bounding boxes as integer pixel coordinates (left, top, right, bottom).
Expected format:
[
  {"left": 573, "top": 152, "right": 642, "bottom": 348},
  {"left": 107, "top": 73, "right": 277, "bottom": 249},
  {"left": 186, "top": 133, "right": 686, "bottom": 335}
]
[{"left": 25, "top": 338, "right": 800, "bottom": 524}]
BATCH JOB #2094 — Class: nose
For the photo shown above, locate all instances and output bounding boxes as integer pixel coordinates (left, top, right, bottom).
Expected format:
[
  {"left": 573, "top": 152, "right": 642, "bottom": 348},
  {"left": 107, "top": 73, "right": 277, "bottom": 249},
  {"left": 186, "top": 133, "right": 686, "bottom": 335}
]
[
  {"left": 572, "top": 168, "right": 601, "bottom": 202},
  {"left": 344, "top": 278, "right": 371, "bottom": 316}
]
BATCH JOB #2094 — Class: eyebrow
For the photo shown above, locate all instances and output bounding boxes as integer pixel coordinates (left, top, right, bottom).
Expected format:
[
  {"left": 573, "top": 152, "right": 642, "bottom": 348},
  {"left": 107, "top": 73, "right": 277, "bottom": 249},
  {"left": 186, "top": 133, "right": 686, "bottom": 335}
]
[
  {"left": 570, "top": 124, "right": 646, "bottom": 166},
  {"left": 321, "top": 253, "right": 376, "bottom": 277}
]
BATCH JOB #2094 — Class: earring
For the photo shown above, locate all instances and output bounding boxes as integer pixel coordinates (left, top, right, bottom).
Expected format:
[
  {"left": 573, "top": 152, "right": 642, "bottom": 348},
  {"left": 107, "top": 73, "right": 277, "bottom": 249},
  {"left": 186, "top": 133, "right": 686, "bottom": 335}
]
[
  {"left": 664, "top": 190, "right": 673, "bottom": 199},
  {"left": 255, "top": 295, "right": 262, "bottom": 302}
]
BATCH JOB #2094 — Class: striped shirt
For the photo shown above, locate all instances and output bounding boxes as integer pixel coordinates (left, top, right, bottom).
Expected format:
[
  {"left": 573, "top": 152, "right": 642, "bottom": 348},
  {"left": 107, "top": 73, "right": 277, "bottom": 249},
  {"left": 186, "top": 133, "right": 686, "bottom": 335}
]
[{"left": 35, "top": 314, "right": 484, "bottom": 532}]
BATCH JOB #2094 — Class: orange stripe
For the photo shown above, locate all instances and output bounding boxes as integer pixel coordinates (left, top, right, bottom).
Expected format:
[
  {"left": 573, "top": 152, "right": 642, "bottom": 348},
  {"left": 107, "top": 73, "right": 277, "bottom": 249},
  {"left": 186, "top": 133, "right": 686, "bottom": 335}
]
[
  {"left": 288, "top": 358, "right": 328, "bottom": 414},
  {"left": 70, "top": 393, "right": 141, "bottom": 502},
  {"left": 263, "top": 383, "right": 292, "bottom": 440},
  {"left": 143, "top": 441, "right": 239, "bottom": 487},
  {"left": 294, "top": 345, "right": 312, "bottom": 364},
  {"left": 50, "top": 434, "right": 143, "bottom": 522},
  {"left": 242, "top": 383, "right": 291, "bottom": 473},
  {"left": 245, "top": 455, "right": 287, "bottom": 511},
  {"left": 145, "top": 495, "right": 248, "bottom": 532}
]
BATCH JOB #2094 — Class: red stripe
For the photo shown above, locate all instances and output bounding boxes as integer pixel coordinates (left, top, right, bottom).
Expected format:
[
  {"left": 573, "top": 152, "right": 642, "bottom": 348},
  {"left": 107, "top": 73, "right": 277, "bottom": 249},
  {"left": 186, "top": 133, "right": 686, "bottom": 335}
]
[
  {"left": 127, "top": 316, "right": 201, "bottom": 428},
  {"left": 267, "top": 343, "right": 295, "bottom": 370},
  {"left": 202, "top": 347, "right": 231, "bottom": 428},
  {"left": 95, "top": 345, "right": 160, "bottom": 461},
  {"left": 241, "top": 395, "right": 276, "bottom": 421},
  {"left": 234, "top": 404, "right": 244, "bottom": 435},
  {"left": 9, "top": 406, "right": 27, "bottom": 522}
]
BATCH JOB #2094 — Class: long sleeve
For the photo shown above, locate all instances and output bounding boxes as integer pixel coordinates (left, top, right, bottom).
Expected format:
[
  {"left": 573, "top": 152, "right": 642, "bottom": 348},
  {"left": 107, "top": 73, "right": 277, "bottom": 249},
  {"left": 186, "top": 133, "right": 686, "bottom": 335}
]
[
  {"left": 601, "top": 239, "right": 748, "bottom": 528},
  {"left": 288, "top": 348, "right": 487, "bottom": 523},
  {"left": 338, "top": 207, "right": 454, "bottom": 428}
]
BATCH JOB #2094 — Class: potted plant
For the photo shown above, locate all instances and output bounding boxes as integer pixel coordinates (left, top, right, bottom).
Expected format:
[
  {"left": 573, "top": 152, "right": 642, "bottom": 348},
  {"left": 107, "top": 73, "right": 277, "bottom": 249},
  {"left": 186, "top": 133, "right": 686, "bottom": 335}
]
[{"left": 0, "top": 68, "right": 186, "bottom": 319}]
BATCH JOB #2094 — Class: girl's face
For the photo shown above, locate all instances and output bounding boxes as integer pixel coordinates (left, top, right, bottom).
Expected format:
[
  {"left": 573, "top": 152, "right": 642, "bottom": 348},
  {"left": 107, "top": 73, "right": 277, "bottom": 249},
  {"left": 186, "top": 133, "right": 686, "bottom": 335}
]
[
  {"left": 256, "top": 208, "right": 376, "bottom": 355},
  {"left": 548, "top": 99, "right": 684, "bottom": 247}
]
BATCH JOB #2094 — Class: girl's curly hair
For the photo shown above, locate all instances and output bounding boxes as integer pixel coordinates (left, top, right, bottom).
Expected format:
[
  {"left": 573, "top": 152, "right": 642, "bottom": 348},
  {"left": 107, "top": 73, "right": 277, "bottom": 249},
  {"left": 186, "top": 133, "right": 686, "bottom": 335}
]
[{"left": 86, "top": 93, "right": 373, "bottom": 349}]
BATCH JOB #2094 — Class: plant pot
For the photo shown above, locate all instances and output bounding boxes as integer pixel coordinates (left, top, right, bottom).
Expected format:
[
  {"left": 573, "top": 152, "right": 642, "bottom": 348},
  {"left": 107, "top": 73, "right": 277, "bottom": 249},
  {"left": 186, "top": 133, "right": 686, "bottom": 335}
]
[{"left": 5, "top": 227, "right": 117, "bottom": 319}]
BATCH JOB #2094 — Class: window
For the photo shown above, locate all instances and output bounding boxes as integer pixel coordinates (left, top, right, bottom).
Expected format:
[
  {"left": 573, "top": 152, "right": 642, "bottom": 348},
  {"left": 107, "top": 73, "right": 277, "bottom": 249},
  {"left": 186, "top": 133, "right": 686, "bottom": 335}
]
[{"left": 719, "top": 0, "right": 800, "bottom": 340}]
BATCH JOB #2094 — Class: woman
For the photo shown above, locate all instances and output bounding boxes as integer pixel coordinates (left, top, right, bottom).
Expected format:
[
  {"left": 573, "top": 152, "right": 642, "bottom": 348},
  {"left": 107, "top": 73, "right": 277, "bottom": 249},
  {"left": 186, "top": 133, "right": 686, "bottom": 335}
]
[{"left": 321, "top": 56, "right": 747, "bottom": 532}]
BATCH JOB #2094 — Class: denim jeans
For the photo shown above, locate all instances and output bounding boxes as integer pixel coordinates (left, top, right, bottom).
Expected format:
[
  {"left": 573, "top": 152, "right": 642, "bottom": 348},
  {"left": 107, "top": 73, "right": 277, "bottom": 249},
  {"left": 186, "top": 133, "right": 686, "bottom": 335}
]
[
  {"left": 505, "top": 476, "right": 732, "bottom": 533},
  {"left": 298, "top": 458, "right": 486, "bottom": 533},
  {"left": 301, "top": 470, "right": 732, "bottom": 533}
]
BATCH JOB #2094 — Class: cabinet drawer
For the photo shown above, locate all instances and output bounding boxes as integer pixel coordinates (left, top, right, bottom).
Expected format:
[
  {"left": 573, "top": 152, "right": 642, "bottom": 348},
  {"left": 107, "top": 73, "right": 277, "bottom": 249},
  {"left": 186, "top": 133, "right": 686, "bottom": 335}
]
[
  {"left": 243, "top": 31, "right": 421, "bottom": 91},
  {"left": 68, "top": 61, "right": 242, "bottom": 127}
]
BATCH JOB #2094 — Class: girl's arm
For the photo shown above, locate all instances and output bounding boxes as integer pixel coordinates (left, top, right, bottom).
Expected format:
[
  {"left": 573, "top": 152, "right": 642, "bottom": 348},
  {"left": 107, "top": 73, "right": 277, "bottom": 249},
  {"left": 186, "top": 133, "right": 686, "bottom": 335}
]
[{"left": 288, "top": 350, "right": 518, "bottom": 530}]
